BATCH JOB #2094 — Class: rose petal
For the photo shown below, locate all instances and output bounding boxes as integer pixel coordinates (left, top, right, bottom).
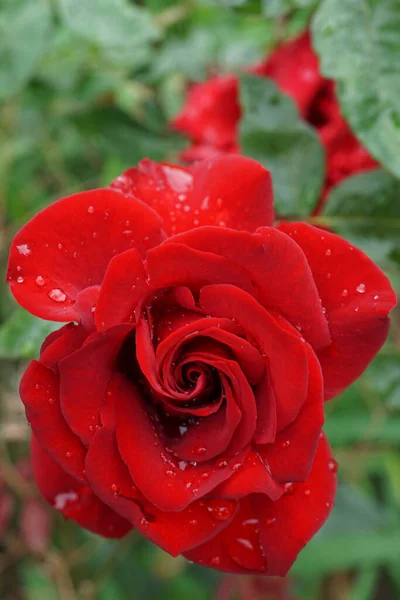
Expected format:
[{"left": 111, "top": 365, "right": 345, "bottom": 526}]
[
  {"left": 7, "top": 189, "right": 165, "bottom": 322},
  {"left": 200, "top": 285, "right": 309, "bottom": 430},
  {"left": 185, "top": 435, "right": 337, "bottom": 575},
  {"left": 114, "top": 374, "right": 247, "bottom": 511},
  {"left": 31, "top": 435, "right": 131, "bottom": 539},
  {"left": 59, "top": 324, "right": 133, "bottom": 445},
  {"left": 216, "top": 450, "right": 284, "bottom": 501},
  {"left": 95, "top": 248, "right": 150, "bottom": 330},
  {"left": 171, "top": 76, "right": 239, "bottom": 149},
  {"left": 168, "top": 226, "right": 331, "bottom": 349},
  {"left": 111, "top": 156, "right": 274, "bottom": 235},
  {"left": 20, "top": 361, "right": 87, "bottom": 484},
  {"left": 258, "top": 344, "right": 324, "bottom": 482},
  {"left": 277, "top": 223, "right": 396, "bottom": 399}
]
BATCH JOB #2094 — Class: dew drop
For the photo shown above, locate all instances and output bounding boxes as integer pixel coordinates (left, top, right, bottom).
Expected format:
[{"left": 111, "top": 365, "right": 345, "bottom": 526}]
[
  {"left": 17, "top": 244, "right": 32, "bottom": 256},
  {"left": 207, "top": 502, "right": 233, "bottom": 521},
  {"left": 190, "top": 519, "right": 198, "bottom": 526},
  {"left": 210, "top": 556, "right": 221, "bottom": 566},
  {"left": 325, "top": 501, "right": 332, "bottom": 509},
  {"left": 194, "top": 446, "right": 206, "bottom": 455},
  {"left": 87, "top": 206, "right": 95, "bottom": 214},
  {"left": 17, "top": 276, "right": 24, "bottom": 284},
  {"left": 201, "top": 472, "right": 210, "bottom": 479},
  {"left": 217, "top": 460, "right": 228, "bottom": 469},
  {"left": 265, "top": 517, "right": 276, "bottom": 527},
  {"left": 284, "top": 482, "right": 296, "bottom": 495},
  {"left": 328, "top": 459, "right": 339, "bottom": 473},
  {"left": 356, "top": 283, "right": 366, "bottom": 293},
  {"left": 341, "top": 289, "right": 349, "bottom": 297},
  {"left": 140, "top": 517, "right": 149, "bottom": 530},
  {"left": 122, "top": 230, "right": 132, "bottom": 237},
  {"left": 325, "top": 249, "right": 332, "bottom": 256},
  {"left": 65, "top": 452, "right": 72, "bottom": 458},
  {"left": 304, "top": 489, "right": 311, "bottom": 497},
  {"left": 48, "top": 289, "right": 67, "bottom": 303},
  {"left": 111, "top": 484, "right": 118, "bottom": 493},
  {"left": 48, "top": 398, "right": 55, "bottom": 405},
  {"left": 57, "top": 243, "right": 63, "bottom": 250},
  {"left": 165, "top": 469, "right": 176, "bottom": 478},
  {"left": 280, "top": 440, "right": 290, "bottom": 449},
  {"left": 374, "top": 295, "right": 379, "bottom": 300},
  {"left": 35, "top": 276, "right": 45, "bottom": 287}
]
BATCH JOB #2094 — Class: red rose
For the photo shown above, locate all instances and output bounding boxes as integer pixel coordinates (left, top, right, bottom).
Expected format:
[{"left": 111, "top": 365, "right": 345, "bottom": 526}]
[
  {"left": 7, "top": 156, "right": 395, "bottom": 574},
  {"left": 171, "top": 31, "right": 378, "bottom": 198}
]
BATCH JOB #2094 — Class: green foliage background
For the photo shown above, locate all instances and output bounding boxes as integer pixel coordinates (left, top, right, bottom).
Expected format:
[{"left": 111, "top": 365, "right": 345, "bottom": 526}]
[{"left": 0, "top": 0, "right": 399, "bottom": 599}]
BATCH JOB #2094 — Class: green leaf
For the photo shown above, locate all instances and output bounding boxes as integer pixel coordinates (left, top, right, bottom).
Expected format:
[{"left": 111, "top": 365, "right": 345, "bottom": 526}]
[
  {"left": 0, "top": 0, "right": 52, "bottom": 99},
  {"left": 292, "top": 529, "right": 400, "bottom": 576},
  {"left": 0, "top": 308, "right": 60, "bottom": 360},
  {"left": 312, "top": 0, "right": 400, "bottom": 178},
  {"left": 262, "top": 0, "right": 317, "bottom": 17},
  {"left": 57, "top": 0, "right": 159, "bottom": 68},
  {"left": 239, "top": 75, "right": 325, "bottom": 216},
  {"left": 324, "top": 170, "right": 400, "bottom": 217}
]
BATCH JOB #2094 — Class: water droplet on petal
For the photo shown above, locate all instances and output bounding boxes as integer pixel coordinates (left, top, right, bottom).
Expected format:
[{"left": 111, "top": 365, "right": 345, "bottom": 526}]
[
  {"left": 304, "top": 489, "right": 311, "bottom": 497},
  {"left": 88, "top": 206, "right": 95, "bottom": 214},
  {"left": 48, "top": 398, "right": 55, "bottom": 405},
  {"left": 17, "top": 244, "right": 32, "bottom": 256},
  {"left": 194, "top": 446, "right": 206, "bottom": 455},
  {"left": 373, "top": 295, "right": 379, "bottom": 300},
  {"left": 210, "top": 556, "right": 221, "bottom": 566},
  {"left": 341, "top": 289, "right": 349, "bottom": 297},
  {"left": 57, "top": 243, "right": 63, "bottom": 250},
  {"left": 216, "top": 460, "right": 228, "bottom": 469},
  {"left": 35, "top": 276, "right": 45, "bottom": 287},
  {"left": 280, "top": 440, "right": 290, "bottom": 449},
  {"left": 17, "top": 276, "right": 24, "bottom": 284},
  {"left": 284, "top": 482, "right": 296, "bottom": 496},
  {"left": 65, "top": 452, "right": 72, "bottom": 458},
  {"left": 328, "top": 459, "right": 339, "bottom": 473},
  {"left": 265, "top": 517, "right": 276, "bottom": 526},
  {"left": 165, "top": 470, "right": 176, "bottom": 478},
  {"left": 48, "top": 289, "right": 67, "bottom": 303},
  {"left": 189, "top": 519, "right": 198, "bottom": 526},
  {"left": 111, "top": 484, "right": 118, "bottom": 493},
  {"left": 140, "top": 518, "right": 149, "bottom": 530},
  {"left": 356, "top": 283, "right": 366, "bottom": 293},
  {"left": 206, "top": 501, "right": 234, "bottom": 521},
  {"left": 325, "top": 249, "right": 332, "bottom": 256}
]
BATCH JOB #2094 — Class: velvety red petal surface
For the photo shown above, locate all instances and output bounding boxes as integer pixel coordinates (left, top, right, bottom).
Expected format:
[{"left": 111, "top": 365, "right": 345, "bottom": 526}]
[
  {"left": 20, "top": 361, "right": 87, "bottom": 484},
  {"left": 59, "top": 324, "right": 133, "bottom": 445},
  {"left": 110, "top": 156, "right": 274, "bottom": 236},
  {"left": 31, "top": 435, "right": 131, "bottom": 539},
  {"left": 168, "top": 226, "right": 331, "bottom": 349},
  {"left": 185, "top": 435, "right": 337, "bottom": 575},
  {"left": 278, "top": 223, "right": 396, "bottom": 399},
  {"left": 114, "top": 374, "right": 247, "bottom": 511},
  {"left": 7, "top": 189, "right": 165, "bottom": 322}
]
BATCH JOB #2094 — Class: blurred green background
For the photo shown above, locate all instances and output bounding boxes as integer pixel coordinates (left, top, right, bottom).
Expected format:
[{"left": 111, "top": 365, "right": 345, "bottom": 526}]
[{"left": 1, "top": 0, "right": 400, "bottom": 599}]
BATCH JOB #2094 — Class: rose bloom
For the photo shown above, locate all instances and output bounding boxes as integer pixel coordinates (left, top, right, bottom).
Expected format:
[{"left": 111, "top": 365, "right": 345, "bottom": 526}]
[
  {"left": 171, "top": 31, "right": 378, "bottom": 198},
  {"left": 7, "top": 156, "right": 395, "bottom": 574}
]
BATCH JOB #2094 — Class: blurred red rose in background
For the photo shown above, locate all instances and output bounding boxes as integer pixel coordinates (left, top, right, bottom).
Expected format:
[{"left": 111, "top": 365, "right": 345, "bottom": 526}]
[
  {"left": 171, "top": 31, "right": 378, "bottom": 201},
  {"left": 7, "top": 156, "right": 395, "bottom": 574}
]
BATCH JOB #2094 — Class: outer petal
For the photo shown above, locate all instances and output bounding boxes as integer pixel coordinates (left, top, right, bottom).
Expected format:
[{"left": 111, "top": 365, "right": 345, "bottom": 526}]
[
  {"left": 168, "top": 226, "right": 331, "bottom": 350},
  {"left": 20, "top": 361, "right": 87, "bottom": 484},
  {"left": 59, "top": 324, "right": 133, "bottom": 445},
  {"left": 255, "top": 434, "right": 337, "bottom": 576},
  {"left": 7, "top": 189, "right": 165, "bottom": 322},
  {"left": 277, "top": 223, "right": 396, "bottom": 399},
  {"left": 258, "top": 344, "right": 324, "bottom": 483},
  {"left": 86, "top": 374, "right": 239, "bottom": 555},
  {"left": 31, "top": 435, "right": 131, "bottom": 539},
  {"left": 111, "top": 156, "right": 274, "bottom": 235},
  {"left": 185, "top": 435, "right": 337, "bottom": 575}
]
